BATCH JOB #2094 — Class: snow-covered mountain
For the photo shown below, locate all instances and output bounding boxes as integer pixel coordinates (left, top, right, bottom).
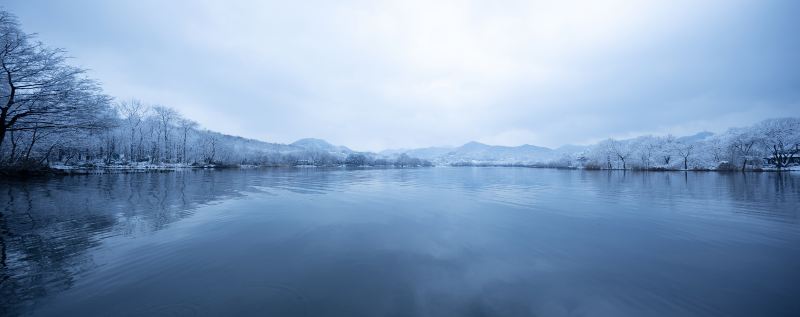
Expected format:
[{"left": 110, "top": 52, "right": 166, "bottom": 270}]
[
  {"left": 228, "top": 131, "right": 720, "bottom": 167},
  {"left": 290, "top": 138, "right": 354, "bottom": 155},
  {"left": 378, "top": 130, "right": 722, "bottom": 166},
  {"left": 442, "top": 142, "right": 555, "bottom": 163},
  {"left": 554, "top": 144, "right": 589, "bottom": 155},
  {"left": 677, "top": 131, "right": 714, "bottom": 143},
  {"left": 381, "top": 146, "right": 454, "bottom": 160},
  {"left": 383, "top": 141, "right": 559, "bottom": 165}
]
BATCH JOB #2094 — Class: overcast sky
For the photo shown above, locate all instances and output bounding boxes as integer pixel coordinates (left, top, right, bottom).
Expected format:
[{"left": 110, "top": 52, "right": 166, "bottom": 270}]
[{"left": 4, "top": 0, "right": 799, "bottom": 151}]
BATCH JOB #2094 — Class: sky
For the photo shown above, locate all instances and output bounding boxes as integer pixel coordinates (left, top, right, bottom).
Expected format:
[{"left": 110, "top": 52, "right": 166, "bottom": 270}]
[{"left": 3, "top": 0, "right": 799, "bottom": 151}]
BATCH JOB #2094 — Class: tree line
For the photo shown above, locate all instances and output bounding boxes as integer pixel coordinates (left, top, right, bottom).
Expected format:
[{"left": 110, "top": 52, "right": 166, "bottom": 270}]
[
  {"left": 1, "top": 9, "right": 795, "bottom": 172},
  {"left": 0, "top": 10, "right": 431, "bottom": 170},
  {"left": 564, "top": 117, "right": 800, "bottom": 171}
]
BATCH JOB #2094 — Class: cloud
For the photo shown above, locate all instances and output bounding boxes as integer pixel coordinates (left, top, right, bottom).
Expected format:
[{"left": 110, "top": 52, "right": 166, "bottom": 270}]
[{"left": 4, "top": 0, "right": 799, "bottom": 150}]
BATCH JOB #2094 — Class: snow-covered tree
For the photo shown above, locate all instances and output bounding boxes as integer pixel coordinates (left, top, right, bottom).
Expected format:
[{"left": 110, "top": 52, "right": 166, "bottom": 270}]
[
  {"left": 608, "top": 138, "right": 632, "bottom": 169},
  {"left": 675, "top": 141, "right": 694, "bottom": 170},
  {"left": 728, "top": 128, "right": 761, "bottom": 171},
  {"left": 757, "top": 118, "right": 800, "bottom": 169},
  {"left": 0, "top": 10, "right": 112, "bottom": 165}
]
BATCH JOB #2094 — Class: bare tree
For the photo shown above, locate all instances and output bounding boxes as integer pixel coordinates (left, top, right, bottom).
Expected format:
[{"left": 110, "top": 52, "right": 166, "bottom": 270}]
[
  {"left": 152, "top": 105, "right": 177, "bottom": 163},
  {"left": 202, "top": 132, "right": 218, "bottom": 164},
  {"left": 0, "top": 11, "right": 112, "bottom": 168},
  {"left": 0, "top": 10, "right": 111, "bottom": 161},
  {"left": 675, "top": 142, "right": 694, "bottom": 170},
  {"left": 608, "top": 139, "right": 631, "bottom": 169},
  {"left": 635, "top": 136, "right": 658, "bottom": 169},
  {"left": 707, "top": 136, "right": 726, "bottom": 163},
  {"left": 117, "top": 99, "right": 146, "bottom": 162},
  {"left": 177, "top": 118, "right": 197, "bottom": 163},
  {"left": 658, "top": 135, "right": 676, "bottom": 166},
  {"left": 729, "top": 128, "right": 760, "bottom": 171}
]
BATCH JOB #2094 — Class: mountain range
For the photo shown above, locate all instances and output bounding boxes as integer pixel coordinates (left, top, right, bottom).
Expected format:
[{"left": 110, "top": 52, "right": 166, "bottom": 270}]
[
  {"left": 231, "top": 132, "right": 715, "bottom": 165},
  {"left": 380, "top": 141, "right": 589, "bottom": 165}
]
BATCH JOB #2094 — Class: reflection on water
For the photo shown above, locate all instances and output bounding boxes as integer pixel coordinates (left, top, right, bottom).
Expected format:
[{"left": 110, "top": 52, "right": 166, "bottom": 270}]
[{"left": 1, "top": 168, "right": 799, "bottom": 316}]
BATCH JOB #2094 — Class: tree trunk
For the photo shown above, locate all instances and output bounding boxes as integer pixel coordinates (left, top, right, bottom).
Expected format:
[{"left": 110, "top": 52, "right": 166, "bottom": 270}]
[
  {"left": 39, "top": 142, "right": 58, "bottom": 165},
  {"left": 182, "top": 130, "right": 187, "bottom": 163},
  {"left": 773, "top": 145, "right": 784, "bottom": 170},
  {"left": 130, "top": 128, "right": 136, "bottom": 162},
  {"left": 7, "top": 130, "right": 17, "bottom": 163},
  {"left": 24, "top": 129, "right": 38, "bottom": 161},
  {"left": 0, "top": 85, "right": 14, "bottom": 152},
  {"left": 0, "top": 124, "right": 5, "bottom": 153}
]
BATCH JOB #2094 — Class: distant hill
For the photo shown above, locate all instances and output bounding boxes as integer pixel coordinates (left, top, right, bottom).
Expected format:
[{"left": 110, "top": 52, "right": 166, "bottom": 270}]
[
  {"left": 441, "top": 142, "right": 555, "bottom": 164},
  {"left": 228, "top": 131, "right": 719, "bottom": 166},
  {"left": 383, "top": 141, "right": 558, "bottom": 165},
  {"left": 290, "top": 138, "right": 353, "bottom": 154},
  {"left": 677, "top": 131, "right": 714, "bottom": 143},
  {"left": 554, "top": 144, "right": 589, "bottom": 154},
  {"left": 381, "top": 146, "right": 454, "bottom": 160},
  {"left": 379, "top": 131, "right": 715, "bottom": 166}
]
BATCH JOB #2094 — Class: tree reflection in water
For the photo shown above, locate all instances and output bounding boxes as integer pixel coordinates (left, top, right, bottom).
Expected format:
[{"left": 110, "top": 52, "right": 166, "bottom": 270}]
[
  {"left": 0, "top": 169, "right": 797, "bottom": 316},
  {"left": 0, "top": 170, "right": 266, "bottom": 316}
]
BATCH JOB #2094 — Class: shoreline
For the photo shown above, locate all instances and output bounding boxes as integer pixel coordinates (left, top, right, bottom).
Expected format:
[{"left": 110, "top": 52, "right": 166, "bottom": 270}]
[
  {"left": 449, "top": 164, "right": 800, "bottom": 173},
  {"left": 2, "top": 164, "right": 797, "bottom": 180}
]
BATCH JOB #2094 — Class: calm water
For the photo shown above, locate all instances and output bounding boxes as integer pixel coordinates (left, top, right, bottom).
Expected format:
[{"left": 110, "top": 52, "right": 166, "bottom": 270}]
[{"left": 1, "top": 168, "right": 799, "bottom": 317}]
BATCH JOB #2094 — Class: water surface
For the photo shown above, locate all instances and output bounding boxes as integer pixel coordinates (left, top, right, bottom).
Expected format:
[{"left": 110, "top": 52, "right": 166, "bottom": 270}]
[{"left": 1, "top": 168, "right": 799, "bottom": 316}]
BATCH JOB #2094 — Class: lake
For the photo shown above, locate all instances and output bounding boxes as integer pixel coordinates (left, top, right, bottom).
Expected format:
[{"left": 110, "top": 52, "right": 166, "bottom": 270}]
[{"left": 1, "top": 168, "right": 798, "bottom": 316}]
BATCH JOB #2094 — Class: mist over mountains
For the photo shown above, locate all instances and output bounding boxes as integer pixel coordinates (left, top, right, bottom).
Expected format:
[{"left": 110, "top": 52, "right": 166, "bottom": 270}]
[
  {"left": 1, "top": 7, "right": 797, "bottom": 172},
  {"left": 380, "top": 141, "right": 574, "bottom": 165},
  {"left": 196, "top": 123, "right": 798, "bottom": 172},
  {"left": 289, "top": 131, "right": 720, "bottom": 166}
]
